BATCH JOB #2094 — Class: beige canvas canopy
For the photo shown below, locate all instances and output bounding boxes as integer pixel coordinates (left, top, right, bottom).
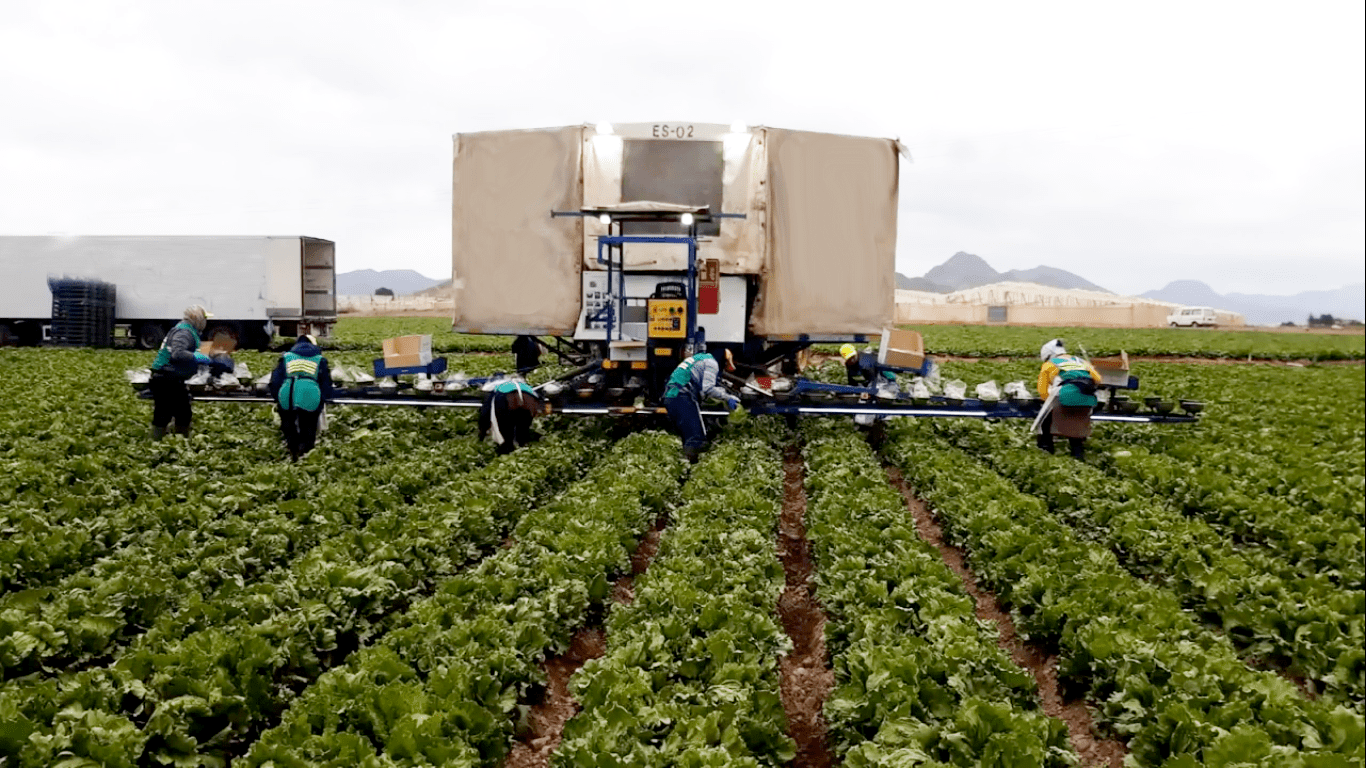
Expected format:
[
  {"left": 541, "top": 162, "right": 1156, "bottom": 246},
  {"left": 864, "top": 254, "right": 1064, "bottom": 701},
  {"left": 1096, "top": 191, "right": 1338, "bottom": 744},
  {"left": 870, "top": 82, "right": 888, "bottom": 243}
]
[{"left": 452, "top": 123, "right": 903, "bottom": 338}]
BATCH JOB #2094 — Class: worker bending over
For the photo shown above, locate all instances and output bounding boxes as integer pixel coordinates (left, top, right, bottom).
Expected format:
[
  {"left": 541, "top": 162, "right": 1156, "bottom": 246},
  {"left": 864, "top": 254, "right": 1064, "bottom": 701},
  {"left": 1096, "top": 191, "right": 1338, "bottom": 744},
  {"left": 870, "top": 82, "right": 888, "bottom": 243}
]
[
  {"left": 269, "top": 334, "right": 335, "bottom": 460},
  {"left": 1033, "top": 339, "right": 1103, "bottom": 460},
  {"left": 840, "top": 343, "right": 897, "bottom": 387},
  {"left": 148, "top": 304, "right": 223, "bottom": 440},
  {"left": 479, "top": 378, "right": 542, "bottom": 455},
  {"left": 663, "top": 349, "right": 741, "bottom": 463}
]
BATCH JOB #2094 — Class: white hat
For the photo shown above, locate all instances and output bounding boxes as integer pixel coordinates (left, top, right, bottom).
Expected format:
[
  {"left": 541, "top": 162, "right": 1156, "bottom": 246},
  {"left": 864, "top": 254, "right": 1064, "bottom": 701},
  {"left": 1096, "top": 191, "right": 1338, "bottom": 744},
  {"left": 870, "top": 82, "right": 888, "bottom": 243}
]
[
  {"left": 184, "top": 305, "right": 212, "bottom": 331},
  {"left": 1039, "top": 339, "right": 1066, "bottom": 361}
]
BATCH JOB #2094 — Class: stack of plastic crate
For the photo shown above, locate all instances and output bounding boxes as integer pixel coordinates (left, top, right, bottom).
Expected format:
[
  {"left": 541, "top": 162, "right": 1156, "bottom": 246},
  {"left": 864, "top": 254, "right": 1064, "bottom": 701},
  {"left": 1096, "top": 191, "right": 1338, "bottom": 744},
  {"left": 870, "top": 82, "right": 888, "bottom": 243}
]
[{"left": 48, "top": 277, "right": 117, "bottom": 347}]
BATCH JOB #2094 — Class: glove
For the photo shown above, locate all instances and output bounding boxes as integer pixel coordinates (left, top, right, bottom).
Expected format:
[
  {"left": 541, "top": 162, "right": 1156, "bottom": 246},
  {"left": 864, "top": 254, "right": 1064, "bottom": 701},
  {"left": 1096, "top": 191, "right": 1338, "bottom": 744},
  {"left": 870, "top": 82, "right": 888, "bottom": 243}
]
[
  {"left": 725, "top": 396, "right": 740, "bottom": 412},
  {"left": 209, "top": 354, "right": 235, "bottom": 376}
]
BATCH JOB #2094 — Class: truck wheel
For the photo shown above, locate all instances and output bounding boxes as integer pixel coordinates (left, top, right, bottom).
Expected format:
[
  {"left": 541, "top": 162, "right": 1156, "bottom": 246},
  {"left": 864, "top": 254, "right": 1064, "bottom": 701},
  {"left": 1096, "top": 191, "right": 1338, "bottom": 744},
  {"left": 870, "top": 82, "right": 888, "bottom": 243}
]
[
  {"left": 138, "top": 323, "right": 167, "bottom": 350},
  {"left": 243, "top": 323, "right": 272, "bottom": 351},
  {"left": 0, "top": 323, "right": 15, "bottom": 347}
]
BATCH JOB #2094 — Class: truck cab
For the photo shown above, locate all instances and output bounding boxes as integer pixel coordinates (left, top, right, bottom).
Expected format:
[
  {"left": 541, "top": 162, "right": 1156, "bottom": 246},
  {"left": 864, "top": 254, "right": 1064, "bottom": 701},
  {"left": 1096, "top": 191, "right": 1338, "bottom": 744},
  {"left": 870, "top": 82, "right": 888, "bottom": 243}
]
[{"left": 1167, "top": 306, "right": 1218, "bottom": 327}]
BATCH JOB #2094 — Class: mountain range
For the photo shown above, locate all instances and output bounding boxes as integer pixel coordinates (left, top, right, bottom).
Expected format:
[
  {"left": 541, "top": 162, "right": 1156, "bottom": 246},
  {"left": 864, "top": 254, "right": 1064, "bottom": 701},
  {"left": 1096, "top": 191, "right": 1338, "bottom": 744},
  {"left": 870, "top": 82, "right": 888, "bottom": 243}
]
[
  {"left": 898, "top": 252, "right": 1111, "bottom": 293},
  {"left": 898, "top": 251, "right": 1363, "bottom": 325},
  {"left": 335, "top": 255, "right": 1363, "bottom": 326},
  {"left": 336, "top": 269, "right": 444, "bottom": 296},
  {"left": 1139, "top": 280, "right": 1364, "bottom": 327}
]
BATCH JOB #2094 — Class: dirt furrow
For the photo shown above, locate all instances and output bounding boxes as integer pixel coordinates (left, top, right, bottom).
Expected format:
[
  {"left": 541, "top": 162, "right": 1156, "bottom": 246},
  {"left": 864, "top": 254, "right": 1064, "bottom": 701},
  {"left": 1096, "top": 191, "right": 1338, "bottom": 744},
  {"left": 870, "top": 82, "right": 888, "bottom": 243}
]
[
  {"left": 885, "top": 466, "right": 1128, "bottom": 768},
  {"left": 503, "top": 512, "right": 670, "bottom": 768},
  {"left": 779, "top": 444, "right": 836, "bottom": 768}
]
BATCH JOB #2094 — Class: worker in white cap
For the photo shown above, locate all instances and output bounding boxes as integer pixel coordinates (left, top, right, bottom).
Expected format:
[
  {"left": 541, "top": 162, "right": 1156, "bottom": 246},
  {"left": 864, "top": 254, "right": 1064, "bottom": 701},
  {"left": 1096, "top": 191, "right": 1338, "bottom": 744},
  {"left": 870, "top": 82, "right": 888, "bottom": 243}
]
[
  {"left": 1033, "top": 338, "right": 1103, "bottom": 459},
  {"left": 662, "top": 348, "right": 740, "bottom": 463},
  {"left": 269, "top": 334, "right": 336, "bottom": 460},
  {"left": 147, "top": 305, "right": 219, "bottom": 439}
]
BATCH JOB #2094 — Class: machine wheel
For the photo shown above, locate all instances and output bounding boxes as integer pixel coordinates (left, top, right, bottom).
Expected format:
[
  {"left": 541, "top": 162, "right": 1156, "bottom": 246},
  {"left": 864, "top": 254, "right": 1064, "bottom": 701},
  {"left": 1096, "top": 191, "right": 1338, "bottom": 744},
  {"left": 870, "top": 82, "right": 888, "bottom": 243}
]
[
  {"left": 138, "top": 322, "right": 167, "bottom": 350},
  {"left": 0, "top": 323, "right": 14, "bottom": 347}
]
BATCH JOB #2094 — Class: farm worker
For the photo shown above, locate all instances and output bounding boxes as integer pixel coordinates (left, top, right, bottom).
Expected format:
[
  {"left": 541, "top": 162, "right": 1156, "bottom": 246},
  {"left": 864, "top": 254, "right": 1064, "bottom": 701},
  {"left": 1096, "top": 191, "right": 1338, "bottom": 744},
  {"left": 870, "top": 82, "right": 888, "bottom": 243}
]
[
  {"left": 148, "top": 304, "right": 219, "bottom": 440},
  {"left": 1032, "top": 338, "right": 1103, "bottom": 460},
  {"left": 478, "top": 378, "right": 543, "bottom": 455},
  {"left": 512, "top": 335, "right": 544, "bottom": 374},
  {"left": 841, "top": 343, "right": 897, "bottom": 387},
  {"left": 269, "top": 334, "right": 336, "bottom": 461},
  {"left": 662, "top": 349, "right": 741, "bottom": 463}
]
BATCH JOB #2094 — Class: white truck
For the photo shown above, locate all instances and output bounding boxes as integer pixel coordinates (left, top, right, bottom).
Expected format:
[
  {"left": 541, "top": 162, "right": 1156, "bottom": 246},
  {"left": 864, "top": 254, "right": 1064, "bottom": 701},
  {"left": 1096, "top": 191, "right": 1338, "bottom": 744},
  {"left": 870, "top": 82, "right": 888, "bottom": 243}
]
[
  {"left": 0, "top": 236, "right": 336, "bottom": 349},
  {"left": 1166, "top": 306, "right": 1219, "bottom": 327}
]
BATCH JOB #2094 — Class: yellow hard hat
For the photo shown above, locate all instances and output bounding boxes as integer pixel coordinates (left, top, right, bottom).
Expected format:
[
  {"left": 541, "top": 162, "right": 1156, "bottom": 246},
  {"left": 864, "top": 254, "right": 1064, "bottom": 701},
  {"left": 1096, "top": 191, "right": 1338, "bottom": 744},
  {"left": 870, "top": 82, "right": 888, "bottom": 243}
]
[{"left": 840, "top": 343, "right": 857, "bottom": 361}]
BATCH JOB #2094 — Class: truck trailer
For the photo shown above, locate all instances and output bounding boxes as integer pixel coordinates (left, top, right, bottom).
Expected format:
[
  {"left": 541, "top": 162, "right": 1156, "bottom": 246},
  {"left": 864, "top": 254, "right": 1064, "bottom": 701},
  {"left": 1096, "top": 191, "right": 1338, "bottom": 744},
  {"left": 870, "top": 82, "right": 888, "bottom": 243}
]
[{"left": 0, "top": 235, "right": 337, "bottom": 349}]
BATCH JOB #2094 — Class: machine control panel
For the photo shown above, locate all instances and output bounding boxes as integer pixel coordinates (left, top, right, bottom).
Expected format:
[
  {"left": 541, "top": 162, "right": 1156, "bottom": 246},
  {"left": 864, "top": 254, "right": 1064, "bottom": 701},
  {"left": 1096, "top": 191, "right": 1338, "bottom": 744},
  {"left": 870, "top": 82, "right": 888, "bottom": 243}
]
[
  {"left": 582, "top": 276, "right": 611, "bottom": 329},
  {"left": 648, "top": 299, "right": 687, "bottom": 338}
]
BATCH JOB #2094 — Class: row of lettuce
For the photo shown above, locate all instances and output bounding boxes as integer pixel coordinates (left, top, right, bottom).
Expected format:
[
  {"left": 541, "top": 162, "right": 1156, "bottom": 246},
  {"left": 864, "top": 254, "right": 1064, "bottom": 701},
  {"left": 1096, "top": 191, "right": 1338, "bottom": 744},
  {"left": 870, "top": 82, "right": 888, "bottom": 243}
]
[
  {"left": 931, "top": 360, "right": 1364, "bottom": 708},
  {"left": 3, "top": 345, "right": 1362, "bottom": 765},
  {"left": 883, "top": 417, "right": 1364, "bottom": 765}
]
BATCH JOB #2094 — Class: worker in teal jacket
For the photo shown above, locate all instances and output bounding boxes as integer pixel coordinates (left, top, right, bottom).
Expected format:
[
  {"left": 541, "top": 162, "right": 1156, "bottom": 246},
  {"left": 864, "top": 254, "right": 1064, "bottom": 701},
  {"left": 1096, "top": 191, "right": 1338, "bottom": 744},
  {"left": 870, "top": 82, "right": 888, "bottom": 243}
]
[
  {"left": 662, "top": 349, "right": 740, "bottom": 463},
  {"left": 1033, "top": 338, "right": 1103, "bottom": 460},
  {"left": 148, "top": 305, "right": 219, "bottom": 440},
  {"left": 269, "top": 334, "right": 335, "bottom": 460},
  {"left": 478, "top": 378, "right": 542, "bottom": 455}
]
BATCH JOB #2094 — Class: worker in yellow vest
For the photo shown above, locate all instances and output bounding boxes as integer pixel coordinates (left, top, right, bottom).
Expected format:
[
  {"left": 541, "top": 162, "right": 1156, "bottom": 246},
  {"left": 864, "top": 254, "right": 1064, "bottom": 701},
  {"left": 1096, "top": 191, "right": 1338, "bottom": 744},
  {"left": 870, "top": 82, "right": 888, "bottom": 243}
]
[
  {"left": 268, "top": 335, "right": 336, "bottom": 460},
  {"left": 1033, "top": 338, "right": 1103, "bottom": 460}
]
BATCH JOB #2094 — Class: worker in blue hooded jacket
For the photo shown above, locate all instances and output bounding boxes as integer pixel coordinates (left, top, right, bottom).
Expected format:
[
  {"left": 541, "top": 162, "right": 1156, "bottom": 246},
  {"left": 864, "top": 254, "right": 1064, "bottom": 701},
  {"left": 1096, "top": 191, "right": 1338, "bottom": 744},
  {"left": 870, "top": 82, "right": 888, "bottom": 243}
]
[
  {"left": 662, "top": 349, "right": 741, "bottom": 463},
  {"left": 269, "top": 334, "right": 335, "bottom": 460},
  {"left": 149, "top": 304, "right": 224, "bottom": 440}
]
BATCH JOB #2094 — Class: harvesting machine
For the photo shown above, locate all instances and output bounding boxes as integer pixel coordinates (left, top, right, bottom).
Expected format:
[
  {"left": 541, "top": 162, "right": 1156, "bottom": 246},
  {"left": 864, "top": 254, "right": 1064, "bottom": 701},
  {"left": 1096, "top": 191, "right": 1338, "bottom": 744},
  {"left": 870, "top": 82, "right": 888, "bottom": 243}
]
[{"left": 182, "top": 121, "right": 1199, "bottom": 425}]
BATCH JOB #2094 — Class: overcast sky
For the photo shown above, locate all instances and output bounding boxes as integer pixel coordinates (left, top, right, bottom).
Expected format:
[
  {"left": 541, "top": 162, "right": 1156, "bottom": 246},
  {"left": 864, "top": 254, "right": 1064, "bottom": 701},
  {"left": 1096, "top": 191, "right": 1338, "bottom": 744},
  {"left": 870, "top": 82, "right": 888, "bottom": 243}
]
[{"left": 2, "top": 1, "right": 1362, "bottom": 296}]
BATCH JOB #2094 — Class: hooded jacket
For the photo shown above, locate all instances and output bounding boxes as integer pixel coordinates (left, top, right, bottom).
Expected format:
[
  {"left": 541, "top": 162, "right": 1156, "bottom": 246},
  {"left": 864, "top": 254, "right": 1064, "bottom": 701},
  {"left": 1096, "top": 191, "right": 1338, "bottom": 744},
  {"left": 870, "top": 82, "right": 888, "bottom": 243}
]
[{"left": 269, "top": 339, "right": 336, "bottom": 408}]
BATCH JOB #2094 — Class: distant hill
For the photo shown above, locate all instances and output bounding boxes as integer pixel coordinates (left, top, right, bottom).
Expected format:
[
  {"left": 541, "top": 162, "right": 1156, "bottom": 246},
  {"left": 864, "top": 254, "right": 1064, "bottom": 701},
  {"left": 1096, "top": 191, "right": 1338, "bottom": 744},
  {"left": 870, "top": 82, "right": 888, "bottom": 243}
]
[
  {"left": 896, "top": 273, "right": 951, "bottom": 292},
  {"left": 1142, "top": 281, "right": 1366, "bottom": 326},
  {"left": 1001, "top": 265, "right": 1109, "bottom": 292},
  {"left": 415, "top": 279, "right": 453, "bottom": 297},
  {"left": 336, "top": 269, "right": 444, "bottom": 296},
  {"left": 910, "top": 251, "right": 1110, "bottom": 293}
]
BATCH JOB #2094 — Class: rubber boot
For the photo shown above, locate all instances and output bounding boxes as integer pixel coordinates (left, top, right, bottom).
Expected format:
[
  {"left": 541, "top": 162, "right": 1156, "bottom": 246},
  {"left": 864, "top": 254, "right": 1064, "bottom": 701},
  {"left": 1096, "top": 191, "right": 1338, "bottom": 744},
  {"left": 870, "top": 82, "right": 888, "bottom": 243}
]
[
  {"left": 682, "top": 445, "right": 701, "bottom": 465},
  {"left": 151, "top": 425, "right": 167, "bottom": 441},
  {"left": 1035, "top": 433, "right": 1055, "bottom": 454},
  {"left": 175, "top": 422, "right": 191, "bottom": 438},
  {"left": 1068, "top": 438, "right": 1086, "bottom": 461}
]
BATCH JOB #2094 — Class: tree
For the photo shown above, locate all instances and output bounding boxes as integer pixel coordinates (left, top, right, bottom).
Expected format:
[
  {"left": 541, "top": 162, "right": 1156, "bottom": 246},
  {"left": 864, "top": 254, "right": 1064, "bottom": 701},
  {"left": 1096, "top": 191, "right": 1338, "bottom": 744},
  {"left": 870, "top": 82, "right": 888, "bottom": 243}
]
[{"left": 374, "top": 287, "right": 394, "bottom": 297}]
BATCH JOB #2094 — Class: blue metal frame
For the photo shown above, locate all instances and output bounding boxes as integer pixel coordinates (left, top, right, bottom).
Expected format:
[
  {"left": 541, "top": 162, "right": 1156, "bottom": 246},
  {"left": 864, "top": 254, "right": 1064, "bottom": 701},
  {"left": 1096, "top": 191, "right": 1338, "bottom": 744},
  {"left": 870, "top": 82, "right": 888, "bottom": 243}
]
[{"left": 595, "top": 234, "right": 700, "bottom": 347}]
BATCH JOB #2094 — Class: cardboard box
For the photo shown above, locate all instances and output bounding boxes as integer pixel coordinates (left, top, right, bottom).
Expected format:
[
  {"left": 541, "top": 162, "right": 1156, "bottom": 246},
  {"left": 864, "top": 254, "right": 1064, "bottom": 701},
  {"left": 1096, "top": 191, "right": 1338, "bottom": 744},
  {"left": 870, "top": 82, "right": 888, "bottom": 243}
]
[
  {"left": 199, "top": 336, "right": 237, "bottom": 356},
  {"left": 1092, "top": 350, "right": 1130, "bottom": 387},
  {"left": 877, "top": 328, "right": 925, "bottom": 370},
  {"left": 382, "top": 335, "right": 433, "bottom": 369}
]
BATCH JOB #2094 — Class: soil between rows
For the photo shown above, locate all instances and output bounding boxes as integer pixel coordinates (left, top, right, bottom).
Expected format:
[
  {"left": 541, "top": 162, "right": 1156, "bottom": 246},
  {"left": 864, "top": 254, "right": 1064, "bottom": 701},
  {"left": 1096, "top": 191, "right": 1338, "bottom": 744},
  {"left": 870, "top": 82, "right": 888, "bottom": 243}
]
[
  {"left": 885, "top": 466, "right": 1128, "bottom": 768},
  {"left": 503, "top": 513, "right": 669, "bottom": 768},
  {"left": 779, "top": 444, "right": 836, "bottom": 767}
]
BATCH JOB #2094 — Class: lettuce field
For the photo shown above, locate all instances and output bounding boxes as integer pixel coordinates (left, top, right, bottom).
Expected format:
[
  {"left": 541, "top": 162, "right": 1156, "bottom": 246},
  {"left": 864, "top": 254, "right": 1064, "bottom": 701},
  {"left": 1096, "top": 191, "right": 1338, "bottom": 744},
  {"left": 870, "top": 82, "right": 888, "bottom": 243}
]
[{"left": 0, "top": 320, "right": 1362, "bottom": 767}]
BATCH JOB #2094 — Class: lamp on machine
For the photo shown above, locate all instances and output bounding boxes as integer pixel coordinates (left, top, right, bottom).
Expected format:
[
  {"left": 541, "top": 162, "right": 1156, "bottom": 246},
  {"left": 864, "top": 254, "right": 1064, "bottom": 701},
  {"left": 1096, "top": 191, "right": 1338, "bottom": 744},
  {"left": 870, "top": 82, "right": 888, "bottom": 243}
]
[
  {"left": 729, "top": 121, "right": 747, "bottom": 134},
  {"left": 680, "top": 212, "right": 695, "bottom": 227},
  {"left": 598, "top": 213, "right": 611, "bottom": 225},
  {"left": 595, "top": 122, "right": 613, "bottom": 135}
]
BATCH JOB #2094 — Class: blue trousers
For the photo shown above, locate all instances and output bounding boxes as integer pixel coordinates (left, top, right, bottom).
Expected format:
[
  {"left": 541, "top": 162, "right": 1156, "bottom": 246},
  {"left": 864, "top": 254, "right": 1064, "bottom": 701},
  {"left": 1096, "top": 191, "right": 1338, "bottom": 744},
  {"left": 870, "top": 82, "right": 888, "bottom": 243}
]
[{"left": 664, "top": 394, "right": 705, "bottom": 450}]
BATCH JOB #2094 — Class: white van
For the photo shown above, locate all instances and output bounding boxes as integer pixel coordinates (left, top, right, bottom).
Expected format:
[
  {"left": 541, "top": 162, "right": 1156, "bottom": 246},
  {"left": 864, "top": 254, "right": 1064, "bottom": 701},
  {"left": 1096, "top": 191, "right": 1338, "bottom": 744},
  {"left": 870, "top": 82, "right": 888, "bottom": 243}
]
[{"left": 1167, "top": 306, "right": 1219, "bottom": 327}]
